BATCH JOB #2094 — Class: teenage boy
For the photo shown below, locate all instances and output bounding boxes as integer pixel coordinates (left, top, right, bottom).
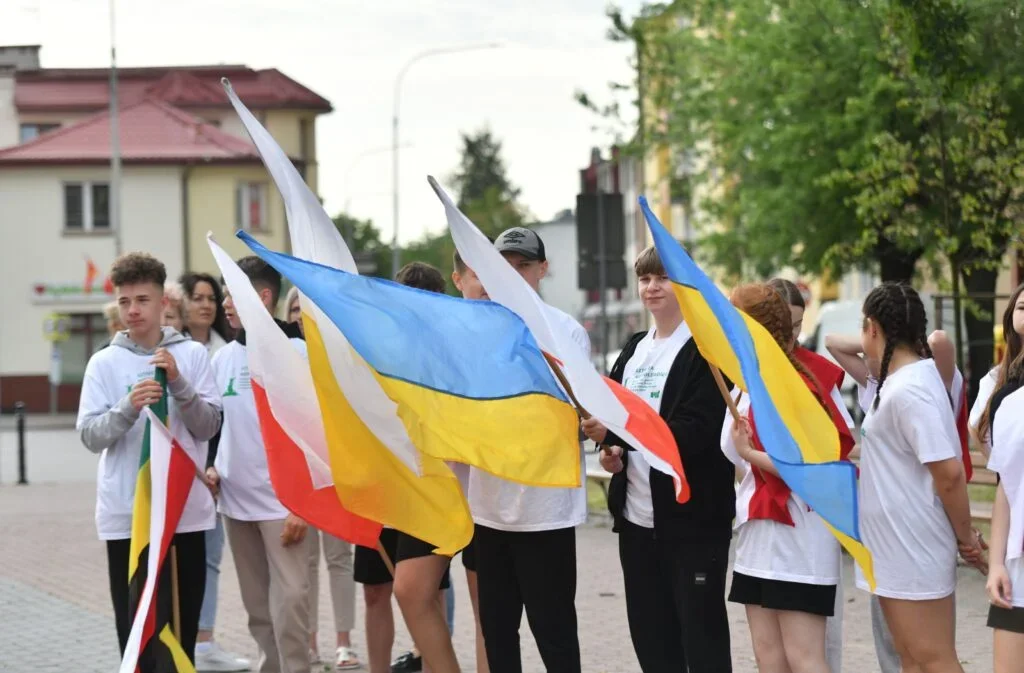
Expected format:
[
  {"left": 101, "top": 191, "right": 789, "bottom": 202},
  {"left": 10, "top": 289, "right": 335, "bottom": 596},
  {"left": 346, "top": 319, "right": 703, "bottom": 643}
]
[
  {"left": 464, "top": 228, "right": 589, "bottom": 673},
  {"left": 205, "top": 256, "right": 311, "bottom": 673},
  {"left": 78, "top": 252, "right": 223, "bottom": 663},
  {"left": 353, "top": 262, "right": 459, "bottom": 673}
]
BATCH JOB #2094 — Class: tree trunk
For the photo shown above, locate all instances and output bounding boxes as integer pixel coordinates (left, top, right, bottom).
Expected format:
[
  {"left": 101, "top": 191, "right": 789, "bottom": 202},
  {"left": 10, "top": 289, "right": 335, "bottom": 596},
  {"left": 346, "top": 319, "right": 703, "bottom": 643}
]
[
  {"left": 877, "top": 240, "right": 922, "bottom": 283},
  {"left": 961, "top": 264, "right": 999, "bottom": 405}
]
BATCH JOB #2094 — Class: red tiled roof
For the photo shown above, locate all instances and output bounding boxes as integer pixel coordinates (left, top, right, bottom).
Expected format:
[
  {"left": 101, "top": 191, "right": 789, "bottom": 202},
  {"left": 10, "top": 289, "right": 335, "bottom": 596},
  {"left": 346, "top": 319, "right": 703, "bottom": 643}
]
[
  {"left": 0, "top": 97, "right": 267, "bottom": 165},
  {"left": 15, "top": 66, "right": 331, "bottom": 113}
]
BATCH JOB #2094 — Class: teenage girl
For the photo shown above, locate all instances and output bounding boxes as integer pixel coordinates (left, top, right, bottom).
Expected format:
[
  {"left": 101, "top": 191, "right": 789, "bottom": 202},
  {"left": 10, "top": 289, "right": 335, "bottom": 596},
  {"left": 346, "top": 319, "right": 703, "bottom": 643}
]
[
  {"left": 980, "top": 285, "right": 1024, "bottom": 673},
  {"left": 768, "top": 278, "right": 853, "bottom": 673},
  {"left": 973, "top": 283, "right": 1024, "bottom": 456},
  {"left": 853, "top": 282, "right": 983, "bottom": 673},
  {"left": 724, "top": 283, "right": 854, "bottom": 673}
]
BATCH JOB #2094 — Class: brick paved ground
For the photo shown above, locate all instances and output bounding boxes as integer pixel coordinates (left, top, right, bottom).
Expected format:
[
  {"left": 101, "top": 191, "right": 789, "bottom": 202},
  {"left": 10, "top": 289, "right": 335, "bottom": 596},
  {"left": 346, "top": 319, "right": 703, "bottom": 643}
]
[{"left": 0, "top": 428, "right": 995, "bottom": 672}]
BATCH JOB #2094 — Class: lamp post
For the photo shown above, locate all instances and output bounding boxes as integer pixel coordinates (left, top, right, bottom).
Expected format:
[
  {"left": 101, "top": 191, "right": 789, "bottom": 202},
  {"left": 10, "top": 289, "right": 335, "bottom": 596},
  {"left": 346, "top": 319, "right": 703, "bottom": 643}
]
[
  {"left": 391, "top": 43, "right": 502, "bottom": 277},
  {"left": 342, "top": 143, "right": 412, "bottom": 247}
]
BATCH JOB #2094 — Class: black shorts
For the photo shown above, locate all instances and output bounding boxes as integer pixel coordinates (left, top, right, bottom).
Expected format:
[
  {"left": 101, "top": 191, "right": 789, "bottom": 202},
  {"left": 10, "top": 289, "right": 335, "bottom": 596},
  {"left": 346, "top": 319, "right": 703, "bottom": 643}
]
[
  {"left": 988, "top": 604, "right": 1024, "bottom": 633},
  {"left": 728, "top": 571, "right": 836, "bottom": 617},
  {"left": 461, "top": 536, "right": 477, "bottom": 572},
  {"left": 353, "top": 529, "right": 451, "bottom": 589}
]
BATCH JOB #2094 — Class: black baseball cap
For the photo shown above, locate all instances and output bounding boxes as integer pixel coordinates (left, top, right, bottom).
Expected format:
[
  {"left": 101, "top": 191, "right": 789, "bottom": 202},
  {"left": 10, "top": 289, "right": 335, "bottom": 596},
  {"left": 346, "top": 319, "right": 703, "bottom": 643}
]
[{"left": 495, "top": 227, "right": 546, "bottom": 262}]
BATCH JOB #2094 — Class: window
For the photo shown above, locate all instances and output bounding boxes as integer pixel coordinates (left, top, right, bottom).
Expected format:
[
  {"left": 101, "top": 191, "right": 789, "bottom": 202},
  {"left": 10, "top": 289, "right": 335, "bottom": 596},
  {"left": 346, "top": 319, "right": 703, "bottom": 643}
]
[
  {"left": 236, "top": 182, "right": 269, "bottom": 232},
  {"left": 19, "top": 123, "right": 60, "bottom": 143},
  {"left": 61, "top": 313, "right": 107, "bottom": 385},
  {"left": 64, "top": 182, "right": 110, "bottom": 232}
]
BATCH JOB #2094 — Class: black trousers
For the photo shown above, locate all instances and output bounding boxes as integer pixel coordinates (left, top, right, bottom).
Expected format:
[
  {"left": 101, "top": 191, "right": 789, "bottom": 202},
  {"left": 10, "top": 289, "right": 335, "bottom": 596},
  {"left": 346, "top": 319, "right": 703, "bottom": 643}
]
[
  {"left": 618, "top": 521, "right": 732, "bottom": 673},
  {"left": 107, "top": 530, "right": 207, "bottom": 668},
  {"left": 474, "top": 524, "right": 581, "bottom": 673}
]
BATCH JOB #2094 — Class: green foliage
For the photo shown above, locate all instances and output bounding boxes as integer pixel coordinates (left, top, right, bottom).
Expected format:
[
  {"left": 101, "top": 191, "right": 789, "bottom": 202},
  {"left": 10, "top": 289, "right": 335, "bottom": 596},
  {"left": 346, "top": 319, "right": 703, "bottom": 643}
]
[
  {"left": 334, "top": 128, "right": 527, "bottom": 293},
  {"left": 586, "top": 0, "right": 1024, "bottom": 284}
]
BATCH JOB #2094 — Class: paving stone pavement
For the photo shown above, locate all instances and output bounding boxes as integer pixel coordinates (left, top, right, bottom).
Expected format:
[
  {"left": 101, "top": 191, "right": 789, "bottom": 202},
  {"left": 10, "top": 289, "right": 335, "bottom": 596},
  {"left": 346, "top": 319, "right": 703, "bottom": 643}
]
[{"left": 0, "top": 428, "right": 996, "bottom": 672}]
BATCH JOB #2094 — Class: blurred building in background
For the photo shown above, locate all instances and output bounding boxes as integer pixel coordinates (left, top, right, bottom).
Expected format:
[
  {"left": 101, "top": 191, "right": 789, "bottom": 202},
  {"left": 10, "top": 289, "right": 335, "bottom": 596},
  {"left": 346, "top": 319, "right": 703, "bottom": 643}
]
[{"left": 0, "top": 45, "right": 330, "bottom": 412}]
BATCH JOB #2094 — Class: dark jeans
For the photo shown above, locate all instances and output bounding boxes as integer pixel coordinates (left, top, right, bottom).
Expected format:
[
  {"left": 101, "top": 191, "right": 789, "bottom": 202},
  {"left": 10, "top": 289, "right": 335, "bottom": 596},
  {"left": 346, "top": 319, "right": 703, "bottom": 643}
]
[
  {"left": 107, "top": 530, "right": 207, "bottom": 669},
  {"left": 474, "top": 524, "right": 581, "bottom": 673},
  {"left": 619, "top": 520, "right": 732, "bottom": 672}
]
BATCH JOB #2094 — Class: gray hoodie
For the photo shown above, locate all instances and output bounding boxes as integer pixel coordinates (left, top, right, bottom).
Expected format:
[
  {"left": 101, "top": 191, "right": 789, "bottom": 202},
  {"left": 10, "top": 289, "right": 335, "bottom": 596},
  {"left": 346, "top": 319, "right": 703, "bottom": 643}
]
[{"left": 79, "top": 327, "right": 222, "bottom": 453}]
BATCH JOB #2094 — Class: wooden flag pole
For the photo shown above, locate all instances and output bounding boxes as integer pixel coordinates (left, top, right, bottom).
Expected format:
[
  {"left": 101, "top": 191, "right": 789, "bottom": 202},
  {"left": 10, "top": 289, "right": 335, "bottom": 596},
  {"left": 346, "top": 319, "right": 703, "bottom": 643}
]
[
  {"left": 542, "top": 352, "right": 591, "bottom": 420},
  {"left": 377, "top": 540, "right": 396, "bottom": 578},
  {"left": 170, "top": 545, "right": 182, "bottom": 641},
  {"left": 710, "top": 365, "right": 742, "bottom": 423}
]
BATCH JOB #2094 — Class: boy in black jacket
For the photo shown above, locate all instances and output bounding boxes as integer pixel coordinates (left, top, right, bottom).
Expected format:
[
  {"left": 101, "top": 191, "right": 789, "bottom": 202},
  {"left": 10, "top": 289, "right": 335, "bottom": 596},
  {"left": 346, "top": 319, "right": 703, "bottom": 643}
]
[{"left": 582, "top": 246, "right": 734, "bottom": 673}]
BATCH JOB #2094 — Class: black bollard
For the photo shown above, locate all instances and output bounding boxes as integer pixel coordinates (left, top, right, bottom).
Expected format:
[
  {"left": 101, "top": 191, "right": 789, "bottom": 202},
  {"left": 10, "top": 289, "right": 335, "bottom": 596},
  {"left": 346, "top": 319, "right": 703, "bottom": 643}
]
[{"left": 15, "top": 401, "right": 27, "bottom": 485}]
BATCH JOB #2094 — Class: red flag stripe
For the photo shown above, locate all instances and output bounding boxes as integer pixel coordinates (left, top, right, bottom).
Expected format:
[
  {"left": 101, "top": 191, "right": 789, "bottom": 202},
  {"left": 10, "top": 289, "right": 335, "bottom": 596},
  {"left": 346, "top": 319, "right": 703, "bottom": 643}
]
[
  {"left": 252, "top": 381, "right": 382, "bottom": 547},
  {"left": 602, "top": 376, "right": 690, "bottom": 504}
]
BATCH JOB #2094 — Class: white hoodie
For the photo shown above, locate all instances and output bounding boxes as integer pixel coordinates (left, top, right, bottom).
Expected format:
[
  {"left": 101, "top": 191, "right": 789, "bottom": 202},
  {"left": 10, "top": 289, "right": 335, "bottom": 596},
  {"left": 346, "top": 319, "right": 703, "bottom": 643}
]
[{"left": 77, "top": 327, "right": 222, "bottom": 540}]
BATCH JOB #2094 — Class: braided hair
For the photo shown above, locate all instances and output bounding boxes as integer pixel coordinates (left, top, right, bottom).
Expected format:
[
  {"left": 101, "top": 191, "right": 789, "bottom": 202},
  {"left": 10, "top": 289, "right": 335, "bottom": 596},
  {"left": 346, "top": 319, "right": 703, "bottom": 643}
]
[
  {"left": 861, "top": 282, "right": 932, "bottom": 410},
  {"left": 730, "top": 283, "right": 828, "bottom": 410}
]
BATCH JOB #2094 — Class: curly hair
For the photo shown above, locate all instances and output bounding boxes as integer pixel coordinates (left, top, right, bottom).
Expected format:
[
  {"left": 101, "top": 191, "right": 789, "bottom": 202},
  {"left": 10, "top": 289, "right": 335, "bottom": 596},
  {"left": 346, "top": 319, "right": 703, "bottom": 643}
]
[
  {"left": 730, "top": 283, "right": 826, "bottom": 408},
  {"left": 110, "top": 252, "right": 166, "bottom": 289},
  {"left": 978, "top": 282, "right": 1024, "bottom": 442},
  {"left": 861, "top": 282, "right": 932, "bottom": 410}
]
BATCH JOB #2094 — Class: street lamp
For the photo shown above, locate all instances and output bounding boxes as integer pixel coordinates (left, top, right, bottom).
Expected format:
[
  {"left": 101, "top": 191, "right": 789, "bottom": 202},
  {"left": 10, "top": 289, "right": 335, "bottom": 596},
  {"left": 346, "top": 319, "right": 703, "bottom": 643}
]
[
  {"left": 342, "top": 143, "right": 412, "bottom": 247},
  {"left": 391, "top": 43, "right": 502, "bottom": 277}
]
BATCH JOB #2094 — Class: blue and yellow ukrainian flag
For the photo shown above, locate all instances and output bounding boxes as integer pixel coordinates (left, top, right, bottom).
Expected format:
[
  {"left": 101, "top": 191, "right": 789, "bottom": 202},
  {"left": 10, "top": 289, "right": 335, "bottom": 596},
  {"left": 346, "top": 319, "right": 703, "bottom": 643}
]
[
  {"left": 639, "top": 197, "right": 874, "bottom": 587},
  {"left": 239, "top": 232, "right": 581, "bottom": 490}
]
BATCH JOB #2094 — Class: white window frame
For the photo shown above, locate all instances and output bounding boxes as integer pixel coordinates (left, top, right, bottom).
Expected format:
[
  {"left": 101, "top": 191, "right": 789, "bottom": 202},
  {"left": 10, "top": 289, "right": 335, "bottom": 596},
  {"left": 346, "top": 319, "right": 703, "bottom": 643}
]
[
  {"left": 236, "top": 181, "right": 269, "bottom": 233},
  {"left": 63, "top": 181, "right": 110, "bottom": 233}
]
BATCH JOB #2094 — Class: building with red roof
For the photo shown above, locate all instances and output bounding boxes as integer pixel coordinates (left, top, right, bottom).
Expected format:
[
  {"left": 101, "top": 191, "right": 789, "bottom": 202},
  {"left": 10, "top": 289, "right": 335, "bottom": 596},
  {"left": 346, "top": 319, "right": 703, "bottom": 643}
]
[{"left": 0, "top": 45, "right": 331, "bottom": 412}]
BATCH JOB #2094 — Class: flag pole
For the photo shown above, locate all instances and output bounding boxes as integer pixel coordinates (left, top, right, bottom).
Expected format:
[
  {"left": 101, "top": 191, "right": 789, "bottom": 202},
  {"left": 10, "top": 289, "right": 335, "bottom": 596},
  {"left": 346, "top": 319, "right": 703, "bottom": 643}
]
[
  {"left": 541, "top": 352, "right": 592, "bottom": 420},
  {"left": 710, "top": 366, "right": 742, "bottom": 423},
  {"left": 376, "top": 541, "right": 395, "bottom": 577}
]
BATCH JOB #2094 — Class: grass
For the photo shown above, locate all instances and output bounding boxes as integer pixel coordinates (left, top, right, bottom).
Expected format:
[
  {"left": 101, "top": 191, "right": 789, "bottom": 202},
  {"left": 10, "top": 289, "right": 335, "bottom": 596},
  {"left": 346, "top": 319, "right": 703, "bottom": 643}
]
[
  {"left": 969, "top": 483, "right": 996, "bottom": 503},
  {"left": 586, "top": 479, "right": 609, "bottom": 514}
]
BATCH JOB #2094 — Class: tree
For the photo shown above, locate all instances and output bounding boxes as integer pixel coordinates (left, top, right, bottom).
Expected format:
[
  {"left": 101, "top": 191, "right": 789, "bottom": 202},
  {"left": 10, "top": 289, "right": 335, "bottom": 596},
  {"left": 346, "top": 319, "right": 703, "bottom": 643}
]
[
  {"left": 585, "top": 0, "right": 1024, "bottom": 395},
  {"left": 449, "top": 128, "right": 529, "bottom": 238},
  {"left": 332, "top": 212, "right": 392, "bottom": 278}
]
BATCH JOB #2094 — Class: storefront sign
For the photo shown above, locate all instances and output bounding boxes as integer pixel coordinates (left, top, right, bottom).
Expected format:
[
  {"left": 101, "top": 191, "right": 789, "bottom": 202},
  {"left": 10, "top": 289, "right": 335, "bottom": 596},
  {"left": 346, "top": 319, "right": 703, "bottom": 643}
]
[{"left": 30, "top": 257, "right": 114, "bottom": 305}]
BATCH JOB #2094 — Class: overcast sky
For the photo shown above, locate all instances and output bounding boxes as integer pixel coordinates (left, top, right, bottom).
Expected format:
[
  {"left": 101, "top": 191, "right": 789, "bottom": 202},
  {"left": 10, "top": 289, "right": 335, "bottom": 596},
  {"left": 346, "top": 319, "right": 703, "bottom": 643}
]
[{"left": 2, "top": 0, "right": 642, "bottom": 244}]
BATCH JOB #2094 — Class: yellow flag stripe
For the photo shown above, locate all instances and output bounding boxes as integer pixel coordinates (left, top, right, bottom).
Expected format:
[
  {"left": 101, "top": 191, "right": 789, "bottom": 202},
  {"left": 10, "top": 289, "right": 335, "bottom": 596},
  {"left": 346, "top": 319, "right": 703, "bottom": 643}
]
[
  {"left": 304, "top": 317, "right": 473, "bottom": 555},
  {"left": 127, "top": 462, "right": 152, "bottom": 579},
  {"left": 373, "top": 372, "right": 580, "bottom": 488},
  {"left": 158, "top": 624, "right": 197, "bottom": 673}
]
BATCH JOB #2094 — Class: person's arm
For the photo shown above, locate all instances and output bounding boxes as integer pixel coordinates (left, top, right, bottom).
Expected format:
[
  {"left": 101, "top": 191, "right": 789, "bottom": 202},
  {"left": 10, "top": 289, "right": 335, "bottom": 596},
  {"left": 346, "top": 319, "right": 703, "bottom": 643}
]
[
  {"left": 729, "top": 416, "right": 781, "bottom": 477},
  {"left": 898, "top": 385, "right": 984, "bottom": 568},
  {"left": 164, "top": 347, "right": 222, "bottom": 442},
  {"left": 824, "top": 334, "right": 870, "bottom": 387},
  {"left": 987, "top": 482, "right": 1013, "bottom": 607},
  {"left": 928, "top": 330, "right": 957, "bottom": 395},
  {"left": 78, "top": 358, "right": 140, "bottom": 453},
  {"left": 662, "top": 348, "right": 734, "bottom": 466}
]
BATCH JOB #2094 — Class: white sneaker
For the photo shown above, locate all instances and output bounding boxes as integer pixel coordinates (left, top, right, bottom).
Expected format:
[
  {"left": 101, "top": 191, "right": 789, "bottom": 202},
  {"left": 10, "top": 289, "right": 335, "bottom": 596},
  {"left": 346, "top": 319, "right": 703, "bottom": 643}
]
[{"left": 195, "top": 641, "right": 252, "bottom": 672}]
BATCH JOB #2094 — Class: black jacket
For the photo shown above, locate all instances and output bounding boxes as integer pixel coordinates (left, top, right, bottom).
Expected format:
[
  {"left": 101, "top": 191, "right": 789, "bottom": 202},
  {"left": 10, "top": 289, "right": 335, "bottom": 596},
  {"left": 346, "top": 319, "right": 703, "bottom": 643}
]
[{"left": 606, "top": 330, "right": 735, "bottom": 543}]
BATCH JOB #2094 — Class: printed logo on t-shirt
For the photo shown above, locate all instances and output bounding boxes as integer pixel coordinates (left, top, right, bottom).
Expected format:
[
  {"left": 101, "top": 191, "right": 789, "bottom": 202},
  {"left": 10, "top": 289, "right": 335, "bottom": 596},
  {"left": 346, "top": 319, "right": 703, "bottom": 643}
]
[
  {"left": 223, "top": 378, "right": 240, "bottom": 397},
  {"left": 227, "top": 365, "right": 253, "bottom": 394},
  {"left": 625, "top": 365, "right": 669, "bottom": 401}
]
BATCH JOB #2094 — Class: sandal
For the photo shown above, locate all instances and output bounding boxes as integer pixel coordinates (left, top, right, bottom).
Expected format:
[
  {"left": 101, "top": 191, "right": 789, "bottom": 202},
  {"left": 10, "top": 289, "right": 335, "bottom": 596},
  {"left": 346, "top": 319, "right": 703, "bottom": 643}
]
[{"left": 335, "top": 646, "right": 361, "bottom": 670}]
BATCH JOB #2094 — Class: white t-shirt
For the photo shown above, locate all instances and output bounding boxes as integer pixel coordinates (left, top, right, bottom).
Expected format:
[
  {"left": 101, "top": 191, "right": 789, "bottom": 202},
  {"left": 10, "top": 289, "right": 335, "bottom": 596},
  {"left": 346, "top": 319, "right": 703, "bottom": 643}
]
[
  {"left": 78, "top": 339, "right": 219, "bottom": 540},
  {"left": 468, "top": 305, "right": 590, "bottom": 532},
  {"left": 620, "top": 322, "right": 691, "bottom": 528},
  {"left": 989, "top": 386, "right": 1024, "bottom": 606},
  {"left": 212, "top": 340, "right": 308, "bottom": 522},
  {"left": 969, "top": 367, "right": 999, "bottom": 451},
  {"left": 859, "top": 367, "right": 965, "bottom": 417},
  {"left": 854, "top": 359, "right": 962, "bottom": 599},
  {"left": 721, "top": 390, "right": 842, "bottom": 585}
]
